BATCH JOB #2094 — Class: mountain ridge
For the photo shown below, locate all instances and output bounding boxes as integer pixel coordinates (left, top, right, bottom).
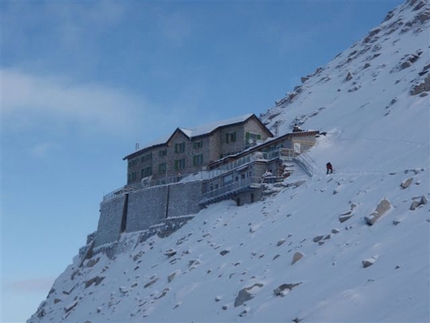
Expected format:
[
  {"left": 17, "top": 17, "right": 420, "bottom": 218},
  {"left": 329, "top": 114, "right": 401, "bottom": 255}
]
[{"left": 28, "top": 0, "right": 429, "bottom": 322}]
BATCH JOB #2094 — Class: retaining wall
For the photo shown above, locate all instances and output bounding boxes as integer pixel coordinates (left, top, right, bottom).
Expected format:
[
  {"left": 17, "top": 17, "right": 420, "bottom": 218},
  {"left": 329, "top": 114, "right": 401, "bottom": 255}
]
[
  {"left": 94, "top": 181, "right": 203, "bottom": 248},
  {"left": 94, "top": 195, "right": 126, "bottom": 248},
  {"left": 127, "top": 185, "right": 169, "bottom": 232},
  {"left": 168, "top": 181, "right": 202, "bottom": 217}
]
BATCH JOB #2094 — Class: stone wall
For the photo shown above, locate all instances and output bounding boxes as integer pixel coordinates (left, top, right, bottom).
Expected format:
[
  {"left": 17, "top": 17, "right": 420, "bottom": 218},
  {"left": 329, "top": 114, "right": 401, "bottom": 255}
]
[
  {"left": 94, "top": 195, "right": 126, "bottom": 248},
  {"left": 94, "top": 181, "right": 204, "bottom": 248},
  {"left": 168, "top": 181, "right": 202, "bottom": 217},
  {"left": 126, "top": 185, "right": 169, "bottom": 232}
]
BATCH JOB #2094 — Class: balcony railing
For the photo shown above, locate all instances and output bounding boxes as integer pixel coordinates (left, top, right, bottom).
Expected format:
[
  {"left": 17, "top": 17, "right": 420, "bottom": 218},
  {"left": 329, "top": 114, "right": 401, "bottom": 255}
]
[{"left": 200, "top": 176, "right": 261, "bottom": 205}]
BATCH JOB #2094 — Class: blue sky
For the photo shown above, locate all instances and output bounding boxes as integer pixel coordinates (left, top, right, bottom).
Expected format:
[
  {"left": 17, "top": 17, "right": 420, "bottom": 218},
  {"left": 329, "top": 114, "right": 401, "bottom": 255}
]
[{"left": 1, "top": 1, "right": 404, "bottom": 321}]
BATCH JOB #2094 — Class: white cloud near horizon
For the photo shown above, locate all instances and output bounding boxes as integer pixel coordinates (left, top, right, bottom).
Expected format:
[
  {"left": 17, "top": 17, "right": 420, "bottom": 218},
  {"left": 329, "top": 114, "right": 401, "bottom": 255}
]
[{"left": 1, "top": 69, "right": 150, "bottom": 136}]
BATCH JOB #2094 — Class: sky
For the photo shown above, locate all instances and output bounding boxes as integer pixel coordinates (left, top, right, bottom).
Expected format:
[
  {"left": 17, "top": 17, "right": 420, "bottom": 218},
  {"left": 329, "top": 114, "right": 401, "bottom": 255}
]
[{"left": 1, "top": 0, "right": 405, "bottom": 322}]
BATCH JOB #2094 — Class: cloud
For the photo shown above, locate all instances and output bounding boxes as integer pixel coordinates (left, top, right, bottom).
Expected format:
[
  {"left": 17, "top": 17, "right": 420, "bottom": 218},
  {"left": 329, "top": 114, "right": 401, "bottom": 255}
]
[
  {"left": 6, "top": 277, "right": 56, "bottom": 293},
  {"left": 1, "top": 69, "right": 150, "bottom": 136}
]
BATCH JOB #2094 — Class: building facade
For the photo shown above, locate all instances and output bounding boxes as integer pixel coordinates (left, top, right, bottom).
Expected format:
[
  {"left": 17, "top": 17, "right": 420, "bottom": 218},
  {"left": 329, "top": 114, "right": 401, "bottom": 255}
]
[{"left": 123, "top": 114, "right": 274, "bottom": 185}]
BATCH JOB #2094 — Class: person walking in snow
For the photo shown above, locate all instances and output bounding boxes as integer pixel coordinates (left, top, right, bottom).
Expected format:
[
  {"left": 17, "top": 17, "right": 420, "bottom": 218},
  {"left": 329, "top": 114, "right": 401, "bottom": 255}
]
[{"left": 326, "top": 162, "right": 333, "bottom": 174}]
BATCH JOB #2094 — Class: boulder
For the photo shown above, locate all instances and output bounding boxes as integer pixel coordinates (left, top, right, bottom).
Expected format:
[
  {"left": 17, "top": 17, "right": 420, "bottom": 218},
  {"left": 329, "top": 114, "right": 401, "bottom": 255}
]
[
  {"left": 365, "top": 198, "right": 391, "bottom": 225},
  {"left": 339, "top": 214, "right": 354, "bottom": 222},
  {"left": 410, "top": 195, "right": 428, "bottom": 210},
  {"left": 292, "top": 252, "right": 304, "bottom": 265},
  {"left": 234, "top": 283, "right": 263, "bottom": 307},
  {"left": 313, "top": 235, "right": 324, "bottom": 242},
  {"left": 277, "top": 239, "right": 286, "bottom": 247},
  {"left": 410, "top": 200, "right": 421, "bottom": 210},
  {"left": 167, "top": 271, "right": 177, "bottom": 283},
  {"left": 273, "top": 282, "right": 302, "bottom": 296},
  {"left": 362, "top": 257, "right": 377, "bottom": 268},
  {"left": 400, "top": 177, "right": 413, "bottom": 189}
]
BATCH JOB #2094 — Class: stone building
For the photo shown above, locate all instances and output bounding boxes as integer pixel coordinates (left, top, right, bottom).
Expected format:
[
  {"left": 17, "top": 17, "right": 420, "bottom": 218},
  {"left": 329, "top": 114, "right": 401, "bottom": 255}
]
[
  {"left": 91, "top": 115, "right": 319, "bottom": 252},
  {"left": 123, "top": 114, "right": 274, "bottom": 185}
]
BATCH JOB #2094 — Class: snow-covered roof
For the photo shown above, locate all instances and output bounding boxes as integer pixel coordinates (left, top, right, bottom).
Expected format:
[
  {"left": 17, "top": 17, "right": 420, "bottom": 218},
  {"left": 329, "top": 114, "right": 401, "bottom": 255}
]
[{"left": 124, "top": 113, "right": 262, "bottom": 160}]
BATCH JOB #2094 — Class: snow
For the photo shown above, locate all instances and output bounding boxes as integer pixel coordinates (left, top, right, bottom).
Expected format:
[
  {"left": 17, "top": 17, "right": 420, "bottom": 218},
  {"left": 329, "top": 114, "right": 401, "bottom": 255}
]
[
  {"left": 132, "top": 113, "right": 255, "bottom": 152},
  {"left": 28, "top": 1, "right": 429, "bottom": 322}
]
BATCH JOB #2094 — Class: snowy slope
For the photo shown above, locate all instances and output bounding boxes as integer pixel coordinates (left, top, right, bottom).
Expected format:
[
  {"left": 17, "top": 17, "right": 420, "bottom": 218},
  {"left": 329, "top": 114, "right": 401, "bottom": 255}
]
[{"left": 28, "top": 0, "right": 429, "bottom": 322}]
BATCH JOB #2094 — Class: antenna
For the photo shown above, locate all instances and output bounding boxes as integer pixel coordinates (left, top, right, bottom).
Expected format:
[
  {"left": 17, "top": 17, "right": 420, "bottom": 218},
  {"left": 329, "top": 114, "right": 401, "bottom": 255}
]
[{"left": 135, "top": 141, "right": 140, "bottom": 150}]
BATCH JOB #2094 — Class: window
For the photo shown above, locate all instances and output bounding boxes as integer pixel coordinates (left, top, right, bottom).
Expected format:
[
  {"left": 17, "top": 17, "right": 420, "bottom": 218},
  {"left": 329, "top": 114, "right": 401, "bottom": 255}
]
[
  {"left": 222, "top": 174, "right": 233, "bottom": 185},
  {"left": 129, "top": 158, "right": 138, "bottom": 167},
  {"left": 159, "top": 150, "right": 167, "bottom": 157},
  {"left": 174, "top": 158, "right": 186, "bottom": 170},
  {"left": 158, "top": 163, "right": 166, "bottom": 174},
  {"left": 130, "top": 172, "right": 137, "bottom": 181},
  {"left": 193, "top": 141, "right": 203, "bottom": 149},
  {"left": 246, "top": 132, "right": 261, "bottom": 142},
  {"left": 193, "top": 154, "right": 204, "bottom": 166},
  {"left": 140, "top": 153, "right": 152, "bottom": 163},
  {"left": 175, "top": 142, "right": 185, "bottom": 153},
  {"left": 141, "top": 166, "right": 152, "bottom": 178},
  {"left": 225, "top": 132, "right": 237, "bottom": 143}
]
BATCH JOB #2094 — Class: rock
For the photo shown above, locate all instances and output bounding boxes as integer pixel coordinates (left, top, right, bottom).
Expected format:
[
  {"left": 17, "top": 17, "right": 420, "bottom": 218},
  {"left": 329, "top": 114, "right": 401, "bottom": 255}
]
[
  {"left": 273, "top": 282, "right": 302, "bottom": 296},
  {"left": 234, "top": 288, "right": 253, "bottom": 307},
  {"left": 313, "top": 235, "right": 324, "bottom": 243},
  {"left": 85, "top": 257, "right": 100, "bottom": 268},
  {"left": 144, "top": 277, "right": 159, "bottom": 288},
  {"left": 239, "top": 309, "right": 248, "bottom": 317},
  {"left": 365, "top": 198, "right": 391, "bottom": 225},
  {"left": 400, "top": 177, "right": 413, "bottom": 189},
  {"left": 64, "top": 301, "right": 78, "bottom": 313},
  {"left": 222, "top": 305, "right": 228, "bottom": 310},
  {"left": 301, "top": 76, "right": 310, "bottom": 83},
  {"left": 411, "top": 74, "right": 430, "bottom": 95},
  {"left": 410, "top": 195, "right": 428, "bottom": 210},
  {"left": 345, "top": 71, "right": 354, "bottom": 81},
  {"left": 401, "top": 61, "right": 412, "bottom": 69},
  {"left": 277, "top": 239, "right": 286, "bottom": 246},
  {"left": 119, "top": 286, "right": 128, "bottom": 294},
  {"left": 292, "top": 252, "right": 304, "bottom": 265},
  {"left": 154, "top": 288, "right": 170, "bottom": 300},
  {"left": 220, "top": 250, "right": 230, "bottom": 256},
  {"left": 234, "top": 283, "right": 263, "bottom": 307},
  {"left": 410, "top": 200, "right": 421, "bottom": 210},
  {"left": 215, "top": 296, "right": 222, "bottom": 302},
  {"left": 168, "top": 271, "right": 177, "bottom": 283},
  {"left": 339, "top": 213, "right": 354, "bottom": 223},
  {"left": 332, "top": 228, "right": 340, "bottom": 234},
  {"left": 164, "top": 249, "right": 177, "bottom": 257},
  {"left": 362, "top": 257, "right": 377, "bottom": 268},
  {"left": 84, "top": 276, "right": 105, "bottom": 288}
]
